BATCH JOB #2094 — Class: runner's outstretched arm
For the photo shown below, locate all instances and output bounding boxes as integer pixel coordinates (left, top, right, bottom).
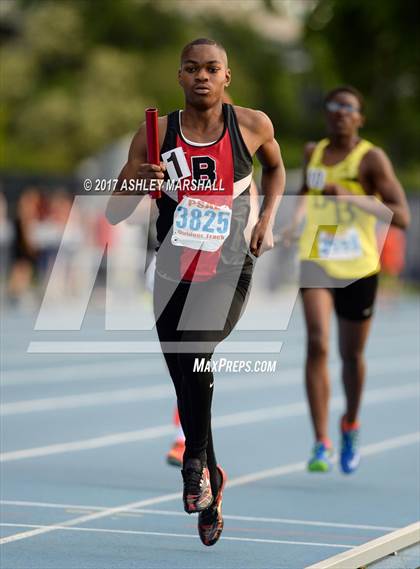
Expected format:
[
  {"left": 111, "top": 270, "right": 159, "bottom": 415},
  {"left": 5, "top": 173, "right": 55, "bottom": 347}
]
[{"left": 250, "top": 111, "right": 285, "bottom": 256}]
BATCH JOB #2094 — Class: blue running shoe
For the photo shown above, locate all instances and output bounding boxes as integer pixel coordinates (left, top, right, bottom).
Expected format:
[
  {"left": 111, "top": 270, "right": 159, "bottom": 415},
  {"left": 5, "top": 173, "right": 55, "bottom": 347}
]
[
  {"left": 340, "top": 424, "right": 360, "bottom": 474},
  {"left": 307, "top": 442, "right": 333, "bottom": 472}
]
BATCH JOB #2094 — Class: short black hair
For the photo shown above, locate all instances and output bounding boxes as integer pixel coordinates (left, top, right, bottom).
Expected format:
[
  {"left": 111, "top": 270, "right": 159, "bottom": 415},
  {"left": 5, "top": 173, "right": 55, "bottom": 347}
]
[
  {"left": 325, "top": 85, "right": 364, "bottom": 112},
  {"left": 180, "top": 38, "right": 227, "bottom": 64}
]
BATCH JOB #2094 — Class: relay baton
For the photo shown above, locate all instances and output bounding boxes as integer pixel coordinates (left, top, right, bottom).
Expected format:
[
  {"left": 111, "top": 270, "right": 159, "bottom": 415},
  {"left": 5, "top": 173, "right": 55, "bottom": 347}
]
[{"left": 145, "top": 107, "right": 161, "bottom": 199}]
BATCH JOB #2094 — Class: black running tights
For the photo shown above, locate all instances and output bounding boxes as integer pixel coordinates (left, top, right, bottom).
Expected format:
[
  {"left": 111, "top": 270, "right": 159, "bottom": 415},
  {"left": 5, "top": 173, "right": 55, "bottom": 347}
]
[{"left": 153, "top": 269, "right": 251, "bottom": 492}]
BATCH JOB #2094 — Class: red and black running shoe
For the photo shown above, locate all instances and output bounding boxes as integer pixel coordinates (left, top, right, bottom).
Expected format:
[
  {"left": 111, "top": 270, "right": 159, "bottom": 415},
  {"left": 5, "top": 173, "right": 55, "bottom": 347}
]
[
  {"left": 198, "top": 465, "right": 227, "bottom": 546},
  {"left": 182, "top": 458, "right": 213, "bottom": 514}
]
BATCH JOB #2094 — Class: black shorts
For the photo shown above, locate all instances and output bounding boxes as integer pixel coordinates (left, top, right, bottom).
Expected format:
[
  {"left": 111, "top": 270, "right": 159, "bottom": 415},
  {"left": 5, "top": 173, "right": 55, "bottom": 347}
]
[
  {"left": 154, "top": 264, "right": 252, "bottom": 352},
  {"left": 300, "top": 261, "right": 379, "bottom": 321}
]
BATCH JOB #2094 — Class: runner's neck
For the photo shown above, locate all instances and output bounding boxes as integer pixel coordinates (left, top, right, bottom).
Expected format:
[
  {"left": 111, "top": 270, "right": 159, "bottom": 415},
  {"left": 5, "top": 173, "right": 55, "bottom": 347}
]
[
  {"left": 181, "top": 103, "right": 224, "bottom": 142},
  {"left": 327, "top": 133, "right": 361, "bottom": 152}
]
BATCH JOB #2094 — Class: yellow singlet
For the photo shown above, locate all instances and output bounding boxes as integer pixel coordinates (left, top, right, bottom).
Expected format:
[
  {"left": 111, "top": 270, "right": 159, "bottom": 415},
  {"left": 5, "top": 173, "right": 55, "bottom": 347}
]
[{"left": 299, "top": 138, "right": 380, "bottom": 280}]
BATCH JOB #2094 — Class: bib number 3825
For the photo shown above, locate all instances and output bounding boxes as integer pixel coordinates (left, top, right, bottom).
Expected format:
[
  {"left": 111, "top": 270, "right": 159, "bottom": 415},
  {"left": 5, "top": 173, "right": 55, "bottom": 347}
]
[{"left": 172, "top": 196, "right": 232, "bottom": 252}]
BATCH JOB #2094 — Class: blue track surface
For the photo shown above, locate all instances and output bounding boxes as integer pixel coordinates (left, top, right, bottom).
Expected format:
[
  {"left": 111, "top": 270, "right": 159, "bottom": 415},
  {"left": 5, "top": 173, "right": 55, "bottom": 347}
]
[{"left": 1, "top": 290, "right": 419, "bottom": 568}]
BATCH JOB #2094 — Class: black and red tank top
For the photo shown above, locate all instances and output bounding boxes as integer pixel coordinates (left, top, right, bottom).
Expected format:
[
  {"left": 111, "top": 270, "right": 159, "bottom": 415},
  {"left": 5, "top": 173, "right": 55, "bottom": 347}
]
[{"left": 155, "top": 103, "right": 254, "bottom": 282}]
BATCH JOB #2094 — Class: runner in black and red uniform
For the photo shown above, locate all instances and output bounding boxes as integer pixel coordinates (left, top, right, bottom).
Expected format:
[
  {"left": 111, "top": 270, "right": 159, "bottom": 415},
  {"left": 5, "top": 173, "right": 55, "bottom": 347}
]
[
  {"left": 107, "top": 38, "right": 285, "bottom": 546},
  {"left": 165, "top": 91, "right": 261, "bottom": 469}
]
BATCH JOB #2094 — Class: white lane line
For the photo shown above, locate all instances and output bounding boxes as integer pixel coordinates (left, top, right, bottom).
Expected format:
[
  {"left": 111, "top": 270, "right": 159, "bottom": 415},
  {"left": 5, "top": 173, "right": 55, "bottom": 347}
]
[
  {"left": 2, "top": 356, "right": 418, "bottom": 415},
  {"left": 1, "top": 500, "right": 101, "bottom": 511},
  {"left": 0, "top": 501, "right": 396, "bottom": 532},
  {"left": 0, "top": 492, "right": 183, "bottom": 545},
  {"left": 1, "top": 385, "right": 174, "bottom": 415},
  {"left": 1, "top": 382, "right": 418, "bottom": 462},
  {"left": 125, "top": 510, "right": 397, "bottom": 533},
  {"left": 1, "top": 359, "right": 165, "bottom": 386},
  {"left": 0, "top": 523, "right": 354, "bottom": 549},
  {"left": 228, "top": 432, "right": 420, "bottom": 490},
  {"left": 0, "top": 424, "right": 175, "bottom": 462},
  {"left": 0, "top": 431, "right": 417, "bottom": 546},
  {"left": 0, "top": 373, "right": 308, "bottom": 415},
  {"left": 0, "top": 373, "right": 302, "bottom": 415}
]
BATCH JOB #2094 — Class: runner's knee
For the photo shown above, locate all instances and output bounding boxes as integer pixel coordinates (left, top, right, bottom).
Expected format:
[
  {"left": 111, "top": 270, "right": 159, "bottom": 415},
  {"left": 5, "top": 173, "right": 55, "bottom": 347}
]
[
  {"left": 340, "top": 351, "right": 365, "bottom": 367},
  {"left": 307, "top": 332, "right": 329, "bottom": 359}
]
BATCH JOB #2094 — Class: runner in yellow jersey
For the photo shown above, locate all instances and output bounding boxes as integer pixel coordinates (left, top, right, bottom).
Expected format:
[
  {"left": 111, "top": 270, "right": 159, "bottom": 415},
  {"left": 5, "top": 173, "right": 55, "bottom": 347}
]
[{"left": 283, "top": 86, "right": 410, "bottom": 474}]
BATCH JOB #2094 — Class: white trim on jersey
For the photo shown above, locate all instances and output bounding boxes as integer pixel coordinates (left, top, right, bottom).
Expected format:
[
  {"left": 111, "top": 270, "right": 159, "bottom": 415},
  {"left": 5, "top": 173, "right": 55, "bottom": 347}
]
[
  {"left": 179, "top": 111, "right": 217, "bottom": 147},
  {"left": 233, "top": 172, "right": 253, "bottom": 199}
]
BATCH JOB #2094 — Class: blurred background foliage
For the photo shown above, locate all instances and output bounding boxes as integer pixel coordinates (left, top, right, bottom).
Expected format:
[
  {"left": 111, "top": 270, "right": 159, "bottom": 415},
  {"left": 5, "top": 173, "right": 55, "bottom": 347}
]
[{"left": 0, "top": 0, "right": 419, "bottom": 189}]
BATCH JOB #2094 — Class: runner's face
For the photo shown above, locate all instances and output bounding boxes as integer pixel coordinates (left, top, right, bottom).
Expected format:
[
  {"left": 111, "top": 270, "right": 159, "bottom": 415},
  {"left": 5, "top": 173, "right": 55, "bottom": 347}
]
[
  {"left": 325, "top": 92, "right": 364, "bottom": 137},
  {"left": 178, "top": 45, "right": 231, "bottom": 109}
]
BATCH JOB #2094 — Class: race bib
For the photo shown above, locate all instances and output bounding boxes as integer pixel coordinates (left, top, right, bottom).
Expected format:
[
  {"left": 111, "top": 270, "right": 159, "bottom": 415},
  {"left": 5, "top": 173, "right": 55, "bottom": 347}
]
[
  {"left": 161, "top": 147, "right": 191, "bottom": 181},
  {"left": 318, "top": 228, "right": 362, "bottom": 260},
  {"left": 171, "top": 196, "right": 232, "bottom": 252},
  {"left": 307, "top": 167, "right": 326, "bottom": 191}
]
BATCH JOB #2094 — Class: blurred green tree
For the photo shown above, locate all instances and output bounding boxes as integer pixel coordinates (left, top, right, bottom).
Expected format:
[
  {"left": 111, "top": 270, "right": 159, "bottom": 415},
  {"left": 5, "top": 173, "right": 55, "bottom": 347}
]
[
  {"left": 303, "top": 0, "right": 420, "bottom": 186},
  {"left": 0, "top": 0, "right": 418, "bottom": 190}
]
